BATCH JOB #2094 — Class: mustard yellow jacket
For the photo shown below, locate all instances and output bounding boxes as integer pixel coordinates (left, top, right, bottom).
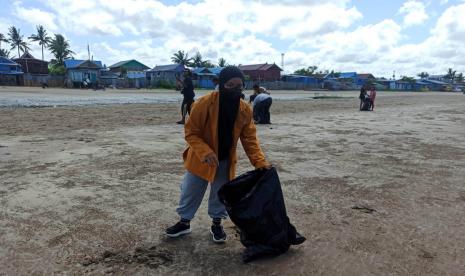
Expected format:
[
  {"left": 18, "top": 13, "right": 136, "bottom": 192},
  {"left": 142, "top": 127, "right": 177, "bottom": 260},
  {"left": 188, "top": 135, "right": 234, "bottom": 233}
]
[{"left": 183, "top": 91, "right": 269, "bottom": 182}]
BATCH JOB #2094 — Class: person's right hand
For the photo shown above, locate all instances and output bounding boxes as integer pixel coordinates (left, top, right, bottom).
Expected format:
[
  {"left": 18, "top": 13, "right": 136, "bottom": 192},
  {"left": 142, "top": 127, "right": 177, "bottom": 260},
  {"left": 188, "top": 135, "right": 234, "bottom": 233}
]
[{"left": 202, "top": 152, "right": 219, "bottom": 167}]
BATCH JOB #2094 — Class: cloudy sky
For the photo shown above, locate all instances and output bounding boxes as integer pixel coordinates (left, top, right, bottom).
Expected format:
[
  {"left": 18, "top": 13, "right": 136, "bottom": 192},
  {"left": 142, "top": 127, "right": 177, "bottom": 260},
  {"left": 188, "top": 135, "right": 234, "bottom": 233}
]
[{"left": 0, "top": 0, "right": 464, "bottom": 77}]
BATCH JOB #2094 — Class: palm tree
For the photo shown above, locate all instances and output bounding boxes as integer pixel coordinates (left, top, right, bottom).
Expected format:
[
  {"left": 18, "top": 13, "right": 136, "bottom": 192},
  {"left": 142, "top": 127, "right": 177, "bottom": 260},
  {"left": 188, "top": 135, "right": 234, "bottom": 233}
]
[
  {"left": 171, "top": 50, "right": 192, "bottom": 65},
  {"left": 0, "top": 33, "right": 9, "bottom": 51},
  {"left": 201, "top": 60, "right": 215, "bottom": 68},
  {"left": 192, "top": 52, "right": 203, "bottom": 67},
  {"left": 48, "top": 34, "right": 75, "bottom": 65},
  {"left": 29, "top": 25, "right": 51, "bottom": 61},
  {"left": 218, "top": 57, "right": 227, "bottom": 67},
  {"left": 446, "top": 68, "right": 456, "bottom": 83},
  {"left": 456, "top": 73, "right": 464, "bottom": 83},
  {"left": 417, "top": 72, "right": 429, "bottom": 79},
  {"left": 8, "top": 26, "right": 30, "bottom": 58},
  {"left": 0, "top": 48, "right": 10, "bottom": 58}
]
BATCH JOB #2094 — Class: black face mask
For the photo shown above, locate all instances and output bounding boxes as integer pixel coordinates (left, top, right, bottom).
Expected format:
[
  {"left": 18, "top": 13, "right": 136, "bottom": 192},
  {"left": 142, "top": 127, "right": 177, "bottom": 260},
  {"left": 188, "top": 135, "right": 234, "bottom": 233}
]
[{"left": 223, "top": 86, "right": 243, "bottom": 99}]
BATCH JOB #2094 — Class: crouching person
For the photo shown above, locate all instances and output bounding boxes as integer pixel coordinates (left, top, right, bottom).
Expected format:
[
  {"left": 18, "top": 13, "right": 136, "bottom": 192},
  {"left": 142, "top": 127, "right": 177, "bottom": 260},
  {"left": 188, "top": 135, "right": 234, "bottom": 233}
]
[
  {"left": 253, "top": 91, "right": 272, "bottom": 124},
  {"left": 166, "top": 66, "right": 271, "bottom": 243}
]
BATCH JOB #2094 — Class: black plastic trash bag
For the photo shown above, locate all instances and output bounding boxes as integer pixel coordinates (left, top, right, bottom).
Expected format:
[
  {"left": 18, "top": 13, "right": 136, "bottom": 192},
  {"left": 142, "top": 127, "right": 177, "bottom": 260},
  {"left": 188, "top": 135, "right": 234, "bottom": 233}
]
[{"left": 218, "top": 167, "right": 305, "bottom": 263}]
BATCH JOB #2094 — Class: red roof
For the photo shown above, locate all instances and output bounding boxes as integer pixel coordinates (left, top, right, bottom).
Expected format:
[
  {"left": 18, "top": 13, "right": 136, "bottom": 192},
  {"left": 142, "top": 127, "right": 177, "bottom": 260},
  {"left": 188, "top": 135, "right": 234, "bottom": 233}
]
[
  {"left": 357, "top": 73, "right": 375, "bottom": 79},
  {"left": 239, "top": 63, "right": 282, "bottom": 71}
]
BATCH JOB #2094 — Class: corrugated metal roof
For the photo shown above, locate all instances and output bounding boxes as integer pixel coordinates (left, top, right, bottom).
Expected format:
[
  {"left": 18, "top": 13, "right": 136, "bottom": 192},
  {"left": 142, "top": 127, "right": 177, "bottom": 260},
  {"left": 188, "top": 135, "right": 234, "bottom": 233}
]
[
  {"left": 283, "top": 74, "right": 317, "bottom": 79},
  {"left": 260, "top": 64, "right": 282, "bottom": 71},
  {"left": 149, "top": 64, "right": 184, "bottom": 72},
  {"left": 357, "top": 73, "right": 375, "bottom": 79},
  {"left": 0, "top": 71, "right": 23, "bottom": 75},
  {"left": 239, "top": 63, "right": 282, "bottom": 71},
  {"left": 109, "top": 59, "right": 149, "bottom": 69},
  {"left": 423, "top": 79, "right": 449, "bottom": 85},
  {"left": 192, "top": 67, "right": 208, "bottom": 74},
  {"left": 339, "top": 72, "right": 357, "bottom": 78},
  {"left": 0, "top": 57, "right": 20, "bottom": 66},
  {"left": 64, "top": 59, "right": 103, "bottom": 69},
  {"left": 239, "top": 64, "right": 266, "bottom": 71},
  {"left": 209, "top": 67, "right": 224, "bottom": 75}
]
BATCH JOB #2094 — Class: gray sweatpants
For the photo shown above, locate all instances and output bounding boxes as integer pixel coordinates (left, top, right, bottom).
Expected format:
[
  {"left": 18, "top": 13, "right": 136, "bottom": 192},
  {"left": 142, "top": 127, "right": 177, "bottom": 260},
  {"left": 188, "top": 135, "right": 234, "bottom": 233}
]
[{"left": 176, "top": 160, "right": 229, "bottom": 221}]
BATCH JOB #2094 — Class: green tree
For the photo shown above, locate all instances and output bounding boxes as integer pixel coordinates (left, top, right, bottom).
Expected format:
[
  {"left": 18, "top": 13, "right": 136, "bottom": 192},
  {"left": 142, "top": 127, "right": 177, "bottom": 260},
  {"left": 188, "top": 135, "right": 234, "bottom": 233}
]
[
  {"left": 48, "top": 34, "right": 74, "bottom": 65},
  {"left": 0, "top": 48, "right": 10, "bottom": 58},
  {"left": 456, "top": 72, "right": 464, "bottom": 83},
  {"left": 171, "top": 50, "right": 192, "bottom": 65},
  {"left": 401, "top": 76, "right": 416, "bottom": 83},
  {"left": 200, "top": 60, "right": 215, "bottom": 68},
  {"left": 0, "top": 33, "right": 9, "bottom": 51},
  {"left": 417, "top": 72, "right": 429, "bottom": 79},
  {"left": 218, "top": 57, "right": 227, "bottom": 67},
  {"left": 294, "top": 66, "right": 318, "bottom": 76},
  {"left": 191, "top": 52, "right": 204, "bottom": 67},
  {"left": 8, "top": 26, "right": 30, "bottom": 58},
  {"left": 49, "top": 64, "right": 65, "bottom": 75},
  {"left": 445, "top": 68, "right": 456, "bottom": 83},
  {"left": 29, "top": 25, "right": 51, "bottom": 61}
]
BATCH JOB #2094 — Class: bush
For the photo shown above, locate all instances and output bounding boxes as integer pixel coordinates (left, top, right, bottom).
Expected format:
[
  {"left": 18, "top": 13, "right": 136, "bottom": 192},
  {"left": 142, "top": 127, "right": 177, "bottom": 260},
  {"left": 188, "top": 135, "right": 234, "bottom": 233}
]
[
  {"left": 157, "top": 80, "right": 175, "bottom": 89},
  {"left": 49, "top": 64, "right": 65, "bottom": 76}
]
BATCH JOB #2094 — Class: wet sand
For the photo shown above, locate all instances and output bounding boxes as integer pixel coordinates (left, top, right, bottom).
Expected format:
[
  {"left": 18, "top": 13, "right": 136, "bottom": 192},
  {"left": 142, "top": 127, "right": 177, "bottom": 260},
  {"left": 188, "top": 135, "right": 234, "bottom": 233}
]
[{"left": 1, "top": 89, "right": 465, "bottom": 275}]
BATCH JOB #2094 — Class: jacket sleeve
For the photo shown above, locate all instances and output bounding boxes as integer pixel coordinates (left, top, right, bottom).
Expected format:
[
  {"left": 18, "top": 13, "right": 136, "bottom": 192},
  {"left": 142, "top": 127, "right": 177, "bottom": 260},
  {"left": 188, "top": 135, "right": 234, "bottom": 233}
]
[
  {"left": 185, "top": 99, "right": 215, "bottom": 160},
  {"left": 240, "top": 105, "right": 270, "bottom": 168}
]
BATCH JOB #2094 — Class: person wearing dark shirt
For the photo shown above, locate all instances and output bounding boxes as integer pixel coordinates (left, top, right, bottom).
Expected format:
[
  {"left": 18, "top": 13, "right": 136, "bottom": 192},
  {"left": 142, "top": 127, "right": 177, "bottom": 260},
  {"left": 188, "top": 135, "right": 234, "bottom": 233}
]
[
  {"left": 359, "top": 86, "right": 367, "bottom": 111},
  {"left": 177, "top": 69, "right": 195, "bottom": 124}
]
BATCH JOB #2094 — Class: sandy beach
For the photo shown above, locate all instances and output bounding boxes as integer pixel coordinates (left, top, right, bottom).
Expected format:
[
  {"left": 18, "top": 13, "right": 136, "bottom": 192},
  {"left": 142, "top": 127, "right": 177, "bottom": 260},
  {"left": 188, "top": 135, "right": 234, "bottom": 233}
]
[{"left": 1, "top": 88, "right": 464, "bottom": 275}]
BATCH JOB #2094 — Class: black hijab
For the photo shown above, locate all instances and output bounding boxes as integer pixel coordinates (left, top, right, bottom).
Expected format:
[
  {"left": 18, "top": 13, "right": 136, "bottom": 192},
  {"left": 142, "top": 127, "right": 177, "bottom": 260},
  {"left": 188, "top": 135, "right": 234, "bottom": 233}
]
[{"left": 217, "top": 66, "right": 245, "bottom": 161}]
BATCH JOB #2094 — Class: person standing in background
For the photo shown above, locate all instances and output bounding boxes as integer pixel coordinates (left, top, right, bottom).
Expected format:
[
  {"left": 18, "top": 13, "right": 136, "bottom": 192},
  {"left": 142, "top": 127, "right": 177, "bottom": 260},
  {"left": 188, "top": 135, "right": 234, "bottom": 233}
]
[
  {"left": 177, "top": 69, "right": 195, "bottom": 125},
  {"left": 369, "top": 86, "right": 377, "bottom": 111}
]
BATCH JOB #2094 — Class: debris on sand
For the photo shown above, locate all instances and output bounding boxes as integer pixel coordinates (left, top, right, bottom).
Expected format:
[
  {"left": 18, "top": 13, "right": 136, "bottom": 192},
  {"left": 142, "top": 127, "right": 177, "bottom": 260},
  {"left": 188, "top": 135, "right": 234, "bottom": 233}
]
[
  {"left": 351, "top": 205, "right": 377, "bottom": 214},
  {"left": 419, "top": 249, "right": 436, "bottom": 259},
  {"left": 82, "top": 246, "right": 173, "bottom": 270}
]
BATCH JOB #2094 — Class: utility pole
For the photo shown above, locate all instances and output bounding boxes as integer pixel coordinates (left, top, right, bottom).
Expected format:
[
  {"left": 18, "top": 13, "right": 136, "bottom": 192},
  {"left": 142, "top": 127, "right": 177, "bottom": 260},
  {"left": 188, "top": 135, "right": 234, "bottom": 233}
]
[{"left": 281, "top": 53, "right": 285, "bottom": 72}]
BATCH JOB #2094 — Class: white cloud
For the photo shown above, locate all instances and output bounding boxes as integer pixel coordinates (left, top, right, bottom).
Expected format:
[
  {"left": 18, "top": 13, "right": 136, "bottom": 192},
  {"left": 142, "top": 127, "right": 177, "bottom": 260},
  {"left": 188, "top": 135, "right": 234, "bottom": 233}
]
[
  {"left": 12, "top": 1, "right": 58, "bottom": 31},
  {"left": 5, "top": 0, "right": 465, "bottom": 77},
  {"left": 399, "top": 0, "right": 429, "bottom": 27},
  {"left": 0, "top": 18, "right": 12, "bottom": 34}
]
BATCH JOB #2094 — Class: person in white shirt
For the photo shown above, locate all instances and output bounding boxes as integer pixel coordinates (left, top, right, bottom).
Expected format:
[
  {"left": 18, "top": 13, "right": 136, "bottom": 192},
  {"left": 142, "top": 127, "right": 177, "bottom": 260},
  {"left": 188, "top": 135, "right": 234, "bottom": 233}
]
[
  {"left": 252, "top": 90, "right": 272, "bottom": 124},
  {"left": 213, "top": 76, "right": 219, "bottom": 91}
]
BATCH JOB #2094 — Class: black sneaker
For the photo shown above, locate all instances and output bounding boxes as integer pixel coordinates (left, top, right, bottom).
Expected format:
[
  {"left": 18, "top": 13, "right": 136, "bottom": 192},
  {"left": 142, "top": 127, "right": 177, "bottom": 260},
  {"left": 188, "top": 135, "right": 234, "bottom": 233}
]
[
  {"left": 210, "top": 224, "right": 227, "bottom": 243},
  {"left": 166, "top": 221, "right": 191, "bottom": 238}
]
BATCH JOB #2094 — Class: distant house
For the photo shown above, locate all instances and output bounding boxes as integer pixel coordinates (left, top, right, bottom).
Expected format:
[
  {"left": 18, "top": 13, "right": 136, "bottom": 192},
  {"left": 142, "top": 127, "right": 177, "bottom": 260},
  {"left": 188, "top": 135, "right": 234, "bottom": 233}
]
[
  {"left": 208, "top": 67, "right": 224, "bottom": 76},
  {"left": 422, "top": 79, "right": 451, "bottom": 91},
  {"left": 356, "top": 73, "right": 376, "bottom": 86},
  {"left": 427, "top": 75, "right": 448, "bottom": 83},
  {"left": 0, "top": 57, "right": 23, "bottom": 86},
  {"left": 100, "top": 70, "right": 120, "bottom": 87},
  {"left": 109, "top": 60, "right": 150, "bottom": 88},
  {"left": 109, "top": 59, "right": 149, "bottom": 75},
  {"left": 64, "top": 59, "right": 103, "bottom": 88},
  {"left": 146, "top": 64, "right": 185, "bottom": 87},
  {"left": 191, "top": 67, "right": 217, "bottom": 89},
  {"left": 282, "top": 74, "right": 321, "bottom": 86},
  {"left": 393, "top": 81, "right": 415, "bottom": 91},
  {"left": 13, "top": 52, "right": 49, "bottom": 86},
  {"left": 13, "top": 52, "right": 48, "bottom": 75},
  {"left": 239, "top": 63, "right": 282, "bottom": 81}
]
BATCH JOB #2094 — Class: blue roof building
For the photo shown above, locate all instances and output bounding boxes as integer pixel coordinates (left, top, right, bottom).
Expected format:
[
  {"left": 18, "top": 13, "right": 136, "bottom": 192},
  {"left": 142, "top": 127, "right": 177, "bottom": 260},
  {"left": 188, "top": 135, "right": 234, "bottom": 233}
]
[
  {"left": 147, "top": 64, "right": 186, "bottom": 87},
  {"left": 0, "top": 57, "right": 23, "bottom": 86},
  {"left": 0, "top": 57, "right": 23, "bottom": 75},
  {"left": 64, "top": 59, "right": 103, "bottom": 88}
]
